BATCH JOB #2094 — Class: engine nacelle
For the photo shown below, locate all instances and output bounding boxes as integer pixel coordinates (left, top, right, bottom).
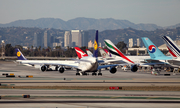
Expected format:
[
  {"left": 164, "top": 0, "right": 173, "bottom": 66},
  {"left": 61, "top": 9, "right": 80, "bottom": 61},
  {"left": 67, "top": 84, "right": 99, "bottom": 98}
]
[
  {"left": 59, "top": 67, "right": 65, "bottom": 73},
  {"left": 131, "top": 65, "right": 138, "bottom": 72},
  {"left": 41, "top": 65, "right": 47, "bottom": 72},
  {"left": 110, "top": 67, "right": 117, "bottom": 74}
]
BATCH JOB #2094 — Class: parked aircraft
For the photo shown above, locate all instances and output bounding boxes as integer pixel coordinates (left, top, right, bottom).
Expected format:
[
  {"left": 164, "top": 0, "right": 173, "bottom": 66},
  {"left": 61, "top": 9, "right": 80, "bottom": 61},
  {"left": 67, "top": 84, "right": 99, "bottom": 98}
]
[
  {"left": 104, "top": 39, "right": 139, "bottom": 72},
  {"left": 99, "top": 46, "right": 149, "bottom": 63},
  {"left": 16, "top": 30, "right": 119, "bottom": 76},
  {"left": 141, "top": 37, "right": 178, "bottom": 74},
  {"left": 16, "top": 48, "right": 77, "bottom": 72}
]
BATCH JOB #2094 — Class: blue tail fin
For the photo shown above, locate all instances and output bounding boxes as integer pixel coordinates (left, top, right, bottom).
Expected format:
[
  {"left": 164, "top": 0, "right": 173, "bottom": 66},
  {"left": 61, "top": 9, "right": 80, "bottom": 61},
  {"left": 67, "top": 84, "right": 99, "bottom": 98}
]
[
  {"left": 141, "top": 37, "right": 168, "bottom": 59},
  {"left": 93, "top": 30, "right": 98, "bottom": 58},
  {"left": 15, "top": 48, "right": 27, "bottom": 60}
]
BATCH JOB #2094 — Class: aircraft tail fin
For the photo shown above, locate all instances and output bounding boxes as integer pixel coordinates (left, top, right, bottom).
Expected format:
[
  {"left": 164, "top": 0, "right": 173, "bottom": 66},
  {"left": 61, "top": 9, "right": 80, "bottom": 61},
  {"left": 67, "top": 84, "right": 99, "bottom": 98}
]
[
  {"left": 74, "top": 47, "right": 88, "bottom": 59},
  {"left": 15, "top": 48, "right": 27, "bottom": 60},
  {"left": 104, "top": 39, "right": 134, "bottom": 64},
  {"left": 93, "top": 30, "right": 98, "bottom": 58},
  {"left": 99, "top": 47, "right": 110, "bottom": 58},
  {"left": 141, "top": 37, "right": 167, "bottom": 59},
  {"left": 104, "top": 49, "right": 112, "bottom": 57},
  {"left": 86, "top": 49, "right": 93, "bottom": 56},
  {"left": 162, "top": 36, "right": 180, "bottom": 57}
]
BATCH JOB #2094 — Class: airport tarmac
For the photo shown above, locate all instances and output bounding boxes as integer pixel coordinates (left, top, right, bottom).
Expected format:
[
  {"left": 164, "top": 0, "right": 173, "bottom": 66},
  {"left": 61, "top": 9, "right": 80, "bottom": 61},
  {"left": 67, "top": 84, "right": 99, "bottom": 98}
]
[{"left": 0, "top": 61, "right": 180, "bottom": 108}]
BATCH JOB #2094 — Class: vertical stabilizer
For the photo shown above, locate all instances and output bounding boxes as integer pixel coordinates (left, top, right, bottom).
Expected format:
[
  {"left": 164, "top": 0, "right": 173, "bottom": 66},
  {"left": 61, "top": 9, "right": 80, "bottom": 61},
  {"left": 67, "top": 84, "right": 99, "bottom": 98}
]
[
  {"left": 104, "top": 49, "right": 112, "bottom": 57},
  {"left": 93, "top": 30, "right": 98, "bottom": 58},
  {"left": 141, "top": 37, "right": 166, "bottom": 59},
  {"left": 15, "top": 48, "right": 27, "bottom": 60},
  {"left": 99, "top": 47, "right": 110, "bottom": 58},
  {"left": 104, "top": 39, "right": 134, "bottom": 64},
  {"left": 74, "top": 47, "right": 88, "bottom": 59},
  {"left": 162, "top": 36, "right": 180, "bottom": 57},
  {"left": 86, "top": 49, "right": 93, "bottom": 56}
]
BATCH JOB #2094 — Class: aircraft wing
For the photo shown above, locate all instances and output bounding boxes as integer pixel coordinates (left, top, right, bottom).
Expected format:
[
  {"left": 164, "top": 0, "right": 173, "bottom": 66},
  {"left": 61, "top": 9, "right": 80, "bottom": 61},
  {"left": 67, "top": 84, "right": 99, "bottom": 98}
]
[
  {"left": 43, "top": 62, "right": 79, "bottom": 69},
  {"left": 17, "top": 60, "right": 79, "bottom": 69},
  {"left": 137, "top": 62, "right": 178, "bottom": 68}
]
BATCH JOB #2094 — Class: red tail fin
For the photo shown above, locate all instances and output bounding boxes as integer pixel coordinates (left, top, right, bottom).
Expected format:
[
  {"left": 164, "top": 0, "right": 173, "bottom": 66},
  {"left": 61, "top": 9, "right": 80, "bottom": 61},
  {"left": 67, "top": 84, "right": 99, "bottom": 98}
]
[{"left": 74, "top": 47, "right": 88, "bottom": 59}]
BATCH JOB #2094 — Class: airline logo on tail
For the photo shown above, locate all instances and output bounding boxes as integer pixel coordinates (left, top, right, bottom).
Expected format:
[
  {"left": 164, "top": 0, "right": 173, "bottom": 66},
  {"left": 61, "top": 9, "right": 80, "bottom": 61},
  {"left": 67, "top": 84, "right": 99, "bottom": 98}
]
[
  {"left": 104, "top": 49, "right": 112, "bottom": 57},
  {"left": 148, "top": 45, "right": 156, "bottom": 53},
  {"left": 99, "top": 47, "right": 108, "bottom": 58},
  {"left": 141, "top": 37, "right": 172, "bottom": 60},
  {"left": 104, "top": 39, "right": 134, "bottom": 64},
  {"left": 17, "top": 51, "right": 21, "bottom": 57},
  {"left": 93, "top": 30, "right": 98, "bottom": 58},
  {"left": 74, "top": 47, "right": 88, "bottom": 59},
  {"left": 94, "top": 40, "right": 98, "bottom": 50},
  {"left": 15, "top": 48, "right": 27, "bottom": 60}
]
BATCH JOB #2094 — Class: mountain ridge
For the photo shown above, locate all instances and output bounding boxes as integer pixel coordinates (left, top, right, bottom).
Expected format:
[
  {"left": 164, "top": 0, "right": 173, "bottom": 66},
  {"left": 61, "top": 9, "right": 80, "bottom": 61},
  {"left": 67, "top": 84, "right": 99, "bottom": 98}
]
[{"left": 0, "top": 17, "right": 170, "bottom": 31}]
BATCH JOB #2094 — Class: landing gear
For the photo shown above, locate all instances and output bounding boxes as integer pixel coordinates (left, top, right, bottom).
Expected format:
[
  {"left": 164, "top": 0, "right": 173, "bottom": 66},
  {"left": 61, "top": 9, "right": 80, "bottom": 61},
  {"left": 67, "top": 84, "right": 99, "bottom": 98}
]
[
  {"left": 76, "top": 69, "right": 80, "bottom": 76},
  {"left": 55, "top": 66, "right": 58, "bottom": 71},
  {"left": 98, "top": 73, "right": 102, "bottom": 76},
  {"left": 92, "top": 72, "right": 97, "bottom": 76},
  {"left": 98, "top": 69, "right": 102, "bottom": 76},
  {"left": 76, "top": 73, "right": 80, "bottom": 76}
]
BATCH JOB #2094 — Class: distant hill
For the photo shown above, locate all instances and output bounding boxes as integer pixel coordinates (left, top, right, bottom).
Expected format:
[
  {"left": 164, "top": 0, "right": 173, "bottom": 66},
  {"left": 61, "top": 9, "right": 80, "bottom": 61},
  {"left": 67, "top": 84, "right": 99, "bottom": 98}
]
[
  {"left": 1, "top": 27, "right": 180, "bottom": 47},
  {"left": 0, "top": 17, "right": 164, "bottom": 31},
  {"left": 164, "top": 23, "right": 180, "bottom": 29}
]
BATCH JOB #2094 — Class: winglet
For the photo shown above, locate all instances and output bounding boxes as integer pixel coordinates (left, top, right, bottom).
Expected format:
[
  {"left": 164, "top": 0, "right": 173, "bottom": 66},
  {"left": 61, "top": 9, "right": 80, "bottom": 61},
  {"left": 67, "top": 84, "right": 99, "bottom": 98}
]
[
  {"left": 93, "top": 30, "right": 98, "bottom": 58},
  {"left": 15, "top": 48, "right": 27, "bottom": 60},
  {"left": 74, "top": 47, "right": 88, "bottom": 59}
]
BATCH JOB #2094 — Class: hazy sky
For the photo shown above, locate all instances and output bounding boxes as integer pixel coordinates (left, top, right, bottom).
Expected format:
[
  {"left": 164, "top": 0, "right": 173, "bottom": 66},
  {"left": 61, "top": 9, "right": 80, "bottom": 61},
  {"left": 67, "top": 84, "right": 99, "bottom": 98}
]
[{"left": 0, "top": 0, "right": 180, "bottom": 26}]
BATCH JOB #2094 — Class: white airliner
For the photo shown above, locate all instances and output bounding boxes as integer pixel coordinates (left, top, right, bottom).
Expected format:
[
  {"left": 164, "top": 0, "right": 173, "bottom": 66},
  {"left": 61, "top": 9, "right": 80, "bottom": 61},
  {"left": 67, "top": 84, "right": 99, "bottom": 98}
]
[{"left": 16, "top": 30, "right": 119, "bottom": 76}]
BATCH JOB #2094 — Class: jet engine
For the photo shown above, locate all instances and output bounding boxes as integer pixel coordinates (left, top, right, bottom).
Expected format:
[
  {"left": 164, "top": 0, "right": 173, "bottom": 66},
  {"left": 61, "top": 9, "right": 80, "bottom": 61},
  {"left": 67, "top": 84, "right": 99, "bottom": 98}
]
[
  {"left": 59, "top": 67, "right": 65, "bottom": 73},
  {"left": 41, "top": 65, "right": 47, "bottom": 72},
  {"left": 110, "top": 67, "right": 117, "bottom": 74},
  {"left": 131, "top": 65, "right": 138, "bottom": 72}
]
